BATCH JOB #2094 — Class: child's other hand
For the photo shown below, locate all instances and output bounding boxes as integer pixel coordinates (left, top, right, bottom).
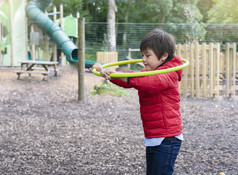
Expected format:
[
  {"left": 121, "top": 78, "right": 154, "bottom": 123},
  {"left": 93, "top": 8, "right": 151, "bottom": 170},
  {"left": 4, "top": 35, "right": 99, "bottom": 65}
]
[
  {"left": 101, "top": 68, "right": 116, "bottom": 80},
  {"left": 89, "top": 63, "right": 103, "bottom": 73}
]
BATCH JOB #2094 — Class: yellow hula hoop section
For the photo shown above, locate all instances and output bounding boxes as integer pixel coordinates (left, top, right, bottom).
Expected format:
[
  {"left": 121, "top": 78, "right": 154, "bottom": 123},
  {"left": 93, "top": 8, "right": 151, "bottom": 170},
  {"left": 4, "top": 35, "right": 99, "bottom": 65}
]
[{"left": 92, "top": 58, "right": 189, "bottom": 78}]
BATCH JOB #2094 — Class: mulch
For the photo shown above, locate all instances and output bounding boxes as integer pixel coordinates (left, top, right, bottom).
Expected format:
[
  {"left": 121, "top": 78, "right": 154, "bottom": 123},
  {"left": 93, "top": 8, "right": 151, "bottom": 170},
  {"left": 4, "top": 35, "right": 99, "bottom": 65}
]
[{"left": 0, "top": 66, "right": 237, "bottom": 175}]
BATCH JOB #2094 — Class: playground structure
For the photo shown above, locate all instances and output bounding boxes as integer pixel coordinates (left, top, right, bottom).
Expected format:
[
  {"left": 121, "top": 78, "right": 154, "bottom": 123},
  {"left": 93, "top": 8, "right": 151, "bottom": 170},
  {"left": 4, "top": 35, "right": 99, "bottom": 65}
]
[
  {"left": 0, "top": 0, "right": 96, "bottom": 68},
  {"left": 25, "top": 0, "right": 78, "bottom": 63},
  {"left": 0, "top": 0, "right": 27, "bottom": 66}
]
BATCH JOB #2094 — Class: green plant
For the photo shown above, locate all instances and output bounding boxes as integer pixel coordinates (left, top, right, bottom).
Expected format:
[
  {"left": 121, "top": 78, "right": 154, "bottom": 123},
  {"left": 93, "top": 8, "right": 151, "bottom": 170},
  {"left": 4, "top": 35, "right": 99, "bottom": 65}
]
[{"left": 91, "top": 81, "right": 129, "bottom": 96}]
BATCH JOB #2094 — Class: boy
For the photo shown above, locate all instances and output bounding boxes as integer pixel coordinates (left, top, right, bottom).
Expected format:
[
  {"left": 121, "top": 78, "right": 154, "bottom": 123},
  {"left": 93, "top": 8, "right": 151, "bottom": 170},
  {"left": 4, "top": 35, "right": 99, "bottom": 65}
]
[{"left": 90, "top": 29, "right": 183, "bottom": 175}]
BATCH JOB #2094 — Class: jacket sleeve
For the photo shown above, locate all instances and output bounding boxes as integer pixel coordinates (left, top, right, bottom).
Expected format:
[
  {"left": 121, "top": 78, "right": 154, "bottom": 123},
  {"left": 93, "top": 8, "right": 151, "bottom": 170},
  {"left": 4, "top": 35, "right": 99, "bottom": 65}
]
[
  {"left": 109, "top": 70, "right": 134, "bottom": 88},
  {"left": 110, "top": 78, "right": 133, "bottom": 88},
  {"left": 129, "top": 71, "right": 179, "bottom": 93}
]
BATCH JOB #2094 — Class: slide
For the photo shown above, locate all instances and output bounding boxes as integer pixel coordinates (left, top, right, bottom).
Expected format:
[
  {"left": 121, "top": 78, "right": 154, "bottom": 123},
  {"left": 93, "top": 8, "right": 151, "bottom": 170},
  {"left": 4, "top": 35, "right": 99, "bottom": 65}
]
[{"left": 25, "top": 0, "right": 95, "bottom": 67}]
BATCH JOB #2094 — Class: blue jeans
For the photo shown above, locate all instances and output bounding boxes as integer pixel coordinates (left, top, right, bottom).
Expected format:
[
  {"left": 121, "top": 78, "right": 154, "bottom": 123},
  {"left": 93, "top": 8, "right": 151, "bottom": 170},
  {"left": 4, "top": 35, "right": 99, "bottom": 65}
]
[{"left": 146, "top": 137, "right": 182, "bottom": 175}]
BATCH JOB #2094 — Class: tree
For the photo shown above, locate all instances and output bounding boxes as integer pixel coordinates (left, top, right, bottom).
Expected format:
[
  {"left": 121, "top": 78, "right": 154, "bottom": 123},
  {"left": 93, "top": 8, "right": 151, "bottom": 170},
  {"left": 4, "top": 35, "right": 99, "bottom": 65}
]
[
  {"left": 197, "top": 0, "right": 213, "bottom": 23},
  {"left": 146, "top": 0, "right": 173, "bottom": 23},
  {"left": 207, "top": 0, "right": 238, "bottom": 23},
  {"left": 107, "top": 0, "right": 117, "bottom": 51},
  {"left": 182, "top": 0, "right": 205, "bottom": 42},
  {"left": 52, "top": 0, "right": 86, "bottom": 17},
  {"left": 121, "top": 0, "right": 205, "bottom": 43}
]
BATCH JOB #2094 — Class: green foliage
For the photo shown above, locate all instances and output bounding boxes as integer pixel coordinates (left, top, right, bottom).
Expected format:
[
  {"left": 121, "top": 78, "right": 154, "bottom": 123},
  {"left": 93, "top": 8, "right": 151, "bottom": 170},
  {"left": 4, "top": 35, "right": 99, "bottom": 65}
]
[
  {"left": 204, "top": 0, "right": 238, "bottom": 42},
  {"left": 49, "top": 0, "right": 207, "bottom": 43},
  {"left": 119, "top": 0, "right": 205, "bottom": 42},
  {"left": 207, "top": 0, "right": 238, "bottom": 23},
  {"left": 146, "top": 0, "right": 173, "bottom": 23},
  {"left": 50, "top": 0, "right": 89, "bottom": 19},
  {"left": 91, "top": 82, "right": 129, "bottom": 96},
  {"left": 36, "top": 0, "right": 238, "bottom": 58},
  {"left": 85, "top": 49, "right": 97, "bottom": 61},
  {"left": 85, "top": 0, "right": 108, "bottom": 22},
  {"left": 197, "top": 0, "right": 213, "bottom": 22}
]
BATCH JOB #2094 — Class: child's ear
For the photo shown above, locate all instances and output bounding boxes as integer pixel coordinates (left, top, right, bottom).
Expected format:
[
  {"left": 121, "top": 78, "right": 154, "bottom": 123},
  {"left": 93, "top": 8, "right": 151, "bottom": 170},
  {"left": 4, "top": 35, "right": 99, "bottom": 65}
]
[{"left": 161, "top": 52, "right": 168, "bottom": 61}]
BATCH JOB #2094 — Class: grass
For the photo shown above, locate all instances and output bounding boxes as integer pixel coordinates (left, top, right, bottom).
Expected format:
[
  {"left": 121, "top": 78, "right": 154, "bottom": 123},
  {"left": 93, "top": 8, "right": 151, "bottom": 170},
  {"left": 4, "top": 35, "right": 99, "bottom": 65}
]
[{"left": 91, "top": 81, "right": 129, "bottom": 97}]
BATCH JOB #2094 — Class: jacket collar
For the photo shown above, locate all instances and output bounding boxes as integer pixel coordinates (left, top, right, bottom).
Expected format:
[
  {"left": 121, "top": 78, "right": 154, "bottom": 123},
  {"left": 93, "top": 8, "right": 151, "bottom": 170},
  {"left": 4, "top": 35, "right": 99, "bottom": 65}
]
[{"left": 155, "top": 54, "right": 174, "bottom": 70}]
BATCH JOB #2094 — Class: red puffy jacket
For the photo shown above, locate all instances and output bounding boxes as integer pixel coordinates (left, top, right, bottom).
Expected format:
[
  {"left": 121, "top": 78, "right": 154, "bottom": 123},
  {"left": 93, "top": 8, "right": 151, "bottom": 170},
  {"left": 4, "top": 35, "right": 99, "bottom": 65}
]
[{"left": 110, "top": 55, "right": 183, "bottom": 138}]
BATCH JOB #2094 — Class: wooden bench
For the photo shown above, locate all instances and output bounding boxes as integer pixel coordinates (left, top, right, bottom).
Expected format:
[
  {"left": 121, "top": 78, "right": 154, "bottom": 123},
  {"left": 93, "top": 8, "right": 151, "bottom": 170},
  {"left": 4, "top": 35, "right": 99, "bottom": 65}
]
[
  {"left": 15, "top": 70, "right": 50, "bottom": 80},
  {"left": 31, "top": 67, "right": 45, "bottom": 71},
  {"left": 15, "top": 60, "right": 58, "bottom": 80},
  {"left": 31, "top": 67, "right": 59, "bottom": 72}
]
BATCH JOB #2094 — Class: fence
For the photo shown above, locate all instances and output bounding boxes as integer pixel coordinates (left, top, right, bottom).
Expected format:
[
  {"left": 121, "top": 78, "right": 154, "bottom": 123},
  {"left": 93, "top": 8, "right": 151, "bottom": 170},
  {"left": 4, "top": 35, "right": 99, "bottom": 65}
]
[
  {"left": 96, "top": 52, "right": 118, "bottom": 70},
  {"left": 127, "top": 42, "right": 237, "bottom": 98},
  {"left": 85, "top": 22, "right": 238, "bottom": 62}
]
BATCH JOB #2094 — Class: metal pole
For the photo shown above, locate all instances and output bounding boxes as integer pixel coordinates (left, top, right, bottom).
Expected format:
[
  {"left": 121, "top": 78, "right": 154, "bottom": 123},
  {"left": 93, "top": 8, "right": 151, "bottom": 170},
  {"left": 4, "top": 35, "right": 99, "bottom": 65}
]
[{"left": 78, "top": 18, "right": 85, "bottom": 101}]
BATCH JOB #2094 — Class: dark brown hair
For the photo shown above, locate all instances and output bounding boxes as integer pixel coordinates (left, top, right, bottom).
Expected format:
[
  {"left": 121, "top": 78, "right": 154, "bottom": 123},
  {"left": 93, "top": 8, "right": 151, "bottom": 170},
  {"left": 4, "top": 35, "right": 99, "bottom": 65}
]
[{"left": 140, "top": 29, "right": 176, "bottom": 59}]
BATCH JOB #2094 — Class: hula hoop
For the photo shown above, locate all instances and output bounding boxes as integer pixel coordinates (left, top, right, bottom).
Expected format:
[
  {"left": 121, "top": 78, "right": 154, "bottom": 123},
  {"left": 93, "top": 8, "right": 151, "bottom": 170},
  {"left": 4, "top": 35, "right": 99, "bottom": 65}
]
[{"left": 92, "top": 58, "right": 189, "bottom": 78}]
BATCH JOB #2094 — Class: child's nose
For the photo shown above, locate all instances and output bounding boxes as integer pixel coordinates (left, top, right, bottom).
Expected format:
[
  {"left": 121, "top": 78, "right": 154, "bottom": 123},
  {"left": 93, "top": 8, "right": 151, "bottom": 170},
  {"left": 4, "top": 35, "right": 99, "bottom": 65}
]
[{"left": 142, "top": 56, "right": 146, "bottom": 62}]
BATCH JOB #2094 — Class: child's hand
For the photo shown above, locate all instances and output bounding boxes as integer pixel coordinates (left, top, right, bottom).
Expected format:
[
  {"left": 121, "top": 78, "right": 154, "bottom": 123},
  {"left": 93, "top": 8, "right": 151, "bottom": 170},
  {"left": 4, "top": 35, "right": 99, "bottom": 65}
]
[
  {"left": 90, "top": 63, "right": 116, "bottom": 80},
  {"left": 89, "top": 63, "right": 103, "bottom": 73},
  {"left": 101, "top": 68, "right": 116, "bottom": 80}
]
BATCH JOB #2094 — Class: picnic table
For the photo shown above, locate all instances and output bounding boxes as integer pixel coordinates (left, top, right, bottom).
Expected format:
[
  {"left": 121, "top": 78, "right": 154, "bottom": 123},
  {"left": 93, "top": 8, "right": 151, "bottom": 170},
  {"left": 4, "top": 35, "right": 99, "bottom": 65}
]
[{"left": 15, "top": 60, "right": 59, "bottom": 80}]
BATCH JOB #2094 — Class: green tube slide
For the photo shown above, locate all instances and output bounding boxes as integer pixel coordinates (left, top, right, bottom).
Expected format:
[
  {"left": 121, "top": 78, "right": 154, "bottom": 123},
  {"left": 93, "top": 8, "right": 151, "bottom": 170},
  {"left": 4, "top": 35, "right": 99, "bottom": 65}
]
[{"left": 25, "top": 0, "right": 78, "bottom": 63}]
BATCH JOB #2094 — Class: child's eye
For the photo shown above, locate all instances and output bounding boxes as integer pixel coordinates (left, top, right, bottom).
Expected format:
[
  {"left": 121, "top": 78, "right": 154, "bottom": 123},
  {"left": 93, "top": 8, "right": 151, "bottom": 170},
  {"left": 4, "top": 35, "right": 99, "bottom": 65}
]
[{"left": 142, "top": 54, "right": 150, "bottom": 57}]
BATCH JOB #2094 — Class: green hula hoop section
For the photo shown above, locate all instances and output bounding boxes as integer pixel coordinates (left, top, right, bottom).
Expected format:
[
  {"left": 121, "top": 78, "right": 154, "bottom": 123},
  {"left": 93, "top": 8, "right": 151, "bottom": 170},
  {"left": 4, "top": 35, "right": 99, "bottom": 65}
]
[{"left": 92, "top": 58, "right": 189, "bottom": 78}]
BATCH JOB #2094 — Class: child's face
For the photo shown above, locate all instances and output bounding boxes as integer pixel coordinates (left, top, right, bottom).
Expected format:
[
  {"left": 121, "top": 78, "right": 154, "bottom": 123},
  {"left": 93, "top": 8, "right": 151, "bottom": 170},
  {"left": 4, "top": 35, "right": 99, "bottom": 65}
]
[{"left": 141, "top": 48, "right": 166, "bottom": 71}]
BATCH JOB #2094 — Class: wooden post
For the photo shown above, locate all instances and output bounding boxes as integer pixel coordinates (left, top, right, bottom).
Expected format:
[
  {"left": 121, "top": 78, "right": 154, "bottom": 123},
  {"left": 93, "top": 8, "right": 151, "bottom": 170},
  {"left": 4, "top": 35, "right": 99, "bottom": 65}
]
[
  {"left": 176, "top": 44, "right": 182, "bottom": 56},
  {"left": 53, "top": 6, "right": 57, "bottom": 62},
  {"left": 213, "top": 44, "right": 217, "bottom": 96},
  {"left": 60, "top": 3, "right": 65, "bottom": 65},
  {"left": 190, "top": 43, "right": 195, "bottom": 97},
  {"left": 45, "top": 35, "right": 49, "bottom": 61},
  {"left": 209, "top": 43, "right": 214, "bottom": 98},
  {"left": 127, "top": 48, "right": 131, "bottom": 69},
  {"left": 225, "top": 43, "right": 230, "bottom": 97},
  {"left": 220, "top": 52, "right": 225, "bottom": 94},
  {"left": 25, "top": 10, "right": 29, "bottom": 61},
  {"left": 45, "top": 10, "right": 49, "bottom": 61},
  {"left": 9, "top": 0, "right": 14, "bottom": 66},
  {"left": 0, "top": 23, "right": 2, "bottom": 67},
  {"left": 31, "top": 25, "right": 36, "bottom": 61},
  {"left": 237, "top": 53, "right": 238, "bottom": 77},
  {"left": 183, "top": 44, "right": 188, "bottom": 97},
  {"left": 232, "top": 43, "right": 236, "bottom": 96},
  {"left": 215, "top": 43, "right": 220, "bottom": 96},
  {"left": 177, "top": 44, "right": 182, "bottom": 92},
  {"left": 76, "top": 10, "right": 80, "bottom": 18},
  {"left": 195, "top": 41, "right": 200, "bottom": 97},
  {"left": 78, "top": 18, "right": 85, "bottom": 101},
  {"left": 201, "top": 43, "right": 207, "bottom": 97}
]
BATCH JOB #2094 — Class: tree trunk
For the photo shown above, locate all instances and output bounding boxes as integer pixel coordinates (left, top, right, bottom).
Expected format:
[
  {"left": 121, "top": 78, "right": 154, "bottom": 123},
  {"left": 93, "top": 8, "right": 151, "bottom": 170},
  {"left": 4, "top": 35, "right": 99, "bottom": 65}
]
[
  {"left": 107, "top": 0, "right": 117, "bottom": 51},
  {"left": 84, "top": 0, "right": 89, "bottom": 11},
  {"left": 122, "top": 0, "right": 130, "bottom": 49}
]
